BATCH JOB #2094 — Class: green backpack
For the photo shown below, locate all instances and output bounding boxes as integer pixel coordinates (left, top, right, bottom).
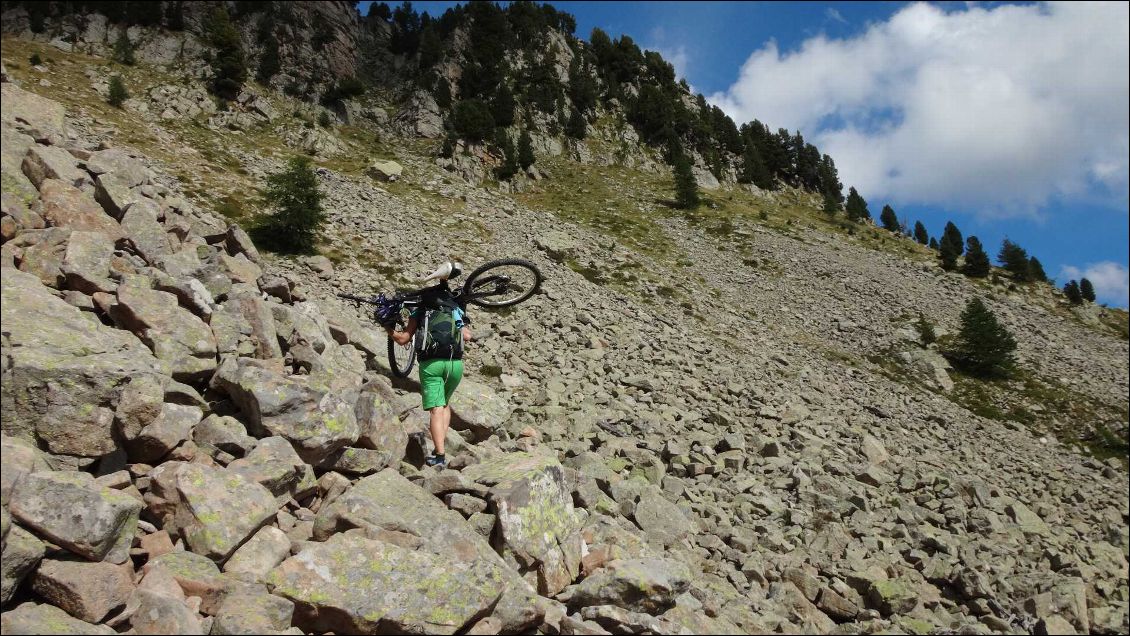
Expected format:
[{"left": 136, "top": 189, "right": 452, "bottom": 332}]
[{"left": 417, "top": 297, "right": 464, "bottom": 361}]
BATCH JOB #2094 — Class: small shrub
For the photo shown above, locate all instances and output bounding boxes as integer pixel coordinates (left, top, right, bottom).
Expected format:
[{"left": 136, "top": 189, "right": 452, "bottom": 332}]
[
  {"left": 758, "top": 211, "right": 769, "bottom": 221},
  {"left": 28, "top": 53, "right": 43, "bottom": 66},
  {"left": 318, "top": 110, "right": 332, "bottom": 128},
  {"left": 914, "top": 312, "right": 936, "bottom": 348},
  {"left": 107, "top": 75, "right": 129, "bottom": 108},
  {"left": 112, "top": 32, "right": 136, "bottom": 66}
]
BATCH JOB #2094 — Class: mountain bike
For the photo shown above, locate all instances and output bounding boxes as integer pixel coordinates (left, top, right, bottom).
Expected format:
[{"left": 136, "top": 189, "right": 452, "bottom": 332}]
[{"left": 339, "top": 258, "right": 542, "bottom": 378}]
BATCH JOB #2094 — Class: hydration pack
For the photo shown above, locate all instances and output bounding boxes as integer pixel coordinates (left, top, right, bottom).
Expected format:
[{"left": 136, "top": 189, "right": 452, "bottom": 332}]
[{"left": 417, "top": 296, "right": 464, "bottom": 360}]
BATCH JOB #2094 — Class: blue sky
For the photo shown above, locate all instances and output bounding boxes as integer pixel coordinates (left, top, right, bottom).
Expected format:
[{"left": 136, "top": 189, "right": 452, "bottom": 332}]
[{"left": 360, "top": 2, "right": 1130, "bottom": 307}]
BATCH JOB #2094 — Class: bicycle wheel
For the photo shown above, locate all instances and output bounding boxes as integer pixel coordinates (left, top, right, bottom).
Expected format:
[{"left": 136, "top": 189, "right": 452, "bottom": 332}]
[
  {"left": 387, "top": 317, "right": 417, "bottom": 378},
  {"left": 461, "top": 258, "right": 543, "bottom": 308}
]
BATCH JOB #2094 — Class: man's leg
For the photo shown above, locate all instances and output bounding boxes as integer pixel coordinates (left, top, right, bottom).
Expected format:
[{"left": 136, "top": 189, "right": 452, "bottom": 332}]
[{"left": 429, "top": 406, "right": 446, "bottom": 456}]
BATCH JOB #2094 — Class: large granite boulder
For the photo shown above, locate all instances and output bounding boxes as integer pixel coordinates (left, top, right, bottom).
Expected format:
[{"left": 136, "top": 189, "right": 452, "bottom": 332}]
[
  {"left": 267, "top": 532, "right": 509, "bottom": 635},
  {"left": 110, "top": 283, "right": 218, "bottom": 381},
  {"left": 9, "top": 471, "right": 141, "bottom": 563},
  {"left": 1, "top": 269, "right": 159, "bottom": 457},
  {"left": 462, "top": 451, "right": 583, "bottom": 595},
  {"left": 145, "top": 461, "right": 277, "bottom": 563},
  {"left": 211, "top": 357, "right": 359, "bottom": 465}
]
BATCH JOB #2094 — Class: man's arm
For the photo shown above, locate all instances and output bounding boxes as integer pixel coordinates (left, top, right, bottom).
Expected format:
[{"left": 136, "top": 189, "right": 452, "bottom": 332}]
[
  {"left": 462, "top": 326, "right": 472, "bottom": 343},
  {"left": 387, "top": 317, "right": 417, "bottom": 346}
]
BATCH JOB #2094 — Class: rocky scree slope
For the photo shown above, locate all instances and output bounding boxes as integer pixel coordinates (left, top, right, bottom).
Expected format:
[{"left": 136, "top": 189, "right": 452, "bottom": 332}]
[{"left": 2, "top": 32, "right": 1130, "bottom": 636}]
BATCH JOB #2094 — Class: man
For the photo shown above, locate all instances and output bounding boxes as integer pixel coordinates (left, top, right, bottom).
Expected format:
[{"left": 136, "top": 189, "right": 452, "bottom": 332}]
[{"left": 386, "top": 284, "right": 472, "bottom": 468}]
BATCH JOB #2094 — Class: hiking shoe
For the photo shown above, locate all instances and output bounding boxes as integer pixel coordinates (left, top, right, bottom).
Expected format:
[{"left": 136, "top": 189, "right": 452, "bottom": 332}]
[{"left": 425, "top": 454, "right": 446, "bottom": 468}]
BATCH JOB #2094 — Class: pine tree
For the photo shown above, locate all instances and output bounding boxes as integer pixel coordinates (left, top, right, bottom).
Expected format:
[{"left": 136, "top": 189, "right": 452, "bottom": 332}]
[
  {"left": 929, "top": 237, "right": 939, "bottom": 250},
  {"left": 494, "top": 128, "right": 518, "bottom": 180},
  {"left": 822, "top": 191, "right": 839, "bottom": 217},
  {"left": 165, "top": 1, "right": 185, "bottom": 30},
  {"left": 1080, "top": 278, "right": 1096, "bottom": 302},
  {"left": 1064, "top": 280, "right": 1084, "bottom": 305},
  {"left": 948, "top": 297, "right": 1017, "bottom": 378},
  {"left": 204, "top": 7, "right": 248, "bottom": 99},
  {"left": 741, "top": 142, "right": 773, "bottom": 190},
  {"left": 997, "top": 239, "right": 1031, "bottom": 282},
  {"left": 490, "top": 85, "right": 515, "bottom": 128},
  {"left": 417, "top": 23, "right": 443, "bottom": 69},
  {"left": 913, "top": 221, "right": 929, "bottom": 245},
  {"left": 961, "top": 236, "right": 991, "bottom": 278},
  {"left": 112, "top": 32, "right": 136, "bottom": 66},
  {"left": 939, "top": 221, "right": 964, "bottom": 271},
  {"left": 452, "top": 99, "right": 494, "bottom": 142},
  {"left": 260, "top": 156, "right": 324, "bottom": 253},
  {"left": 673, "top": 153, "right": 699, "bottom": 210},
  {"left": 1028, "top": 257, "right": 1047, "bottom": 283},
  {"left": 844, "top": 187, "right": 870, "bottom": 223},
  {"left": 517, "top": 128, "right": 535, "bottom": 170},
  {"left": 879, "top": 204, "right": 899, "bottom": 232},
  {"left": 915, "top": 312, "right": 937, "bottom": 348},
  {"left": 565, "top": 106, "right": 586, "bottom": 139},
  {"left": 107, "top": 75, "right": 129, "bottom": 108},
  {"left": 256, "top": 37, "right": 280, "bottom": 84},
  {"left": 433, "top": 78, "right": 452, "bottom": 109}
]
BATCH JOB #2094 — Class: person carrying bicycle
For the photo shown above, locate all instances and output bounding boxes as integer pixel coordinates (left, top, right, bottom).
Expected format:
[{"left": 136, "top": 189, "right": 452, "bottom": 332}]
[{"left": 386, "top": 262, "right": 472, "bottom": 468}]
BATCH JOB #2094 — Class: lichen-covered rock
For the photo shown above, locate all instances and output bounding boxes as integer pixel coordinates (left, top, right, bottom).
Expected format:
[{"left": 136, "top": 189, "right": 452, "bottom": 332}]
[
  {"left": 211, "top": 584, "right": 294, "bottom": 635},
  {"left": 145, "top": 462, "right": 277, "bottom": 563},
  {"left": 450, "top": 378, "right": 512, "bottom": 441},
  {"left": 462, "top": 451, "right": 582, "bottom": 595},
  {"left": 222, "top": 526, "right": 291, "bottom": 583},
  {"left": 110, "top": 283, "right": 217, "bottom": 381},
  {"left": 632, "top": 488, "right": 694, "bottom": 548},
  {"left": 119, "top": 199, "right": 171, "bottom": 264},
  {"left": 211, "top": 357, "right": 358, "bottom": 465},
  {"left": 1, "top": 525, "right": 45, "bottom": 605},
  {"left": 227, "top": 436, "right": 315, "bottom": 499},
  {"left": 562, "top": 558, "right": 691, "bottom": 614},
  {"left": 142, "top": 550, "right": 227, "bottom": 616},
  {"left": 38, "top": 179, "right": 124, "bottom": 241},
  {"left": 9, "top": 471, "right": 141, "bottom": 563},
  {"left": 0, "top": 601, "right": 116, "bottom": 634},
  {"left": 21, "top": 144, "right": 88, "bottom": 190},
  {"left": 191, "top": 415, "right": 255, "bottom": 457},
  {"left": 0, "top": 433, "right": 51, "bottom": 504},
  {"left": 312, "top": 469, "right": 511, "bottom": 569},
  {"left": 0, "top": 82, "right": 66, "bottom": 140},
  {"left": 30, "top": 558, "right": 134, "bottom": 623},
  {"left": 267, "top": 532, "right": 508, "bottom": 635}
]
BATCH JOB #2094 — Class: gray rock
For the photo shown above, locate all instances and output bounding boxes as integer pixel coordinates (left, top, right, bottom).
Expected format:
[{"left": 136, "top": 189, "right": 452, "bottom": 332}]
[
  {"left": 30, "top": 558, "right": 134, "bottom": 623},
  {"left": 10, "top": 471, "right": 141, "bottom": 563},
  {"left": 268, "top": 532, "right": 509, "bottom": 635},
  {"left": 1, "top": 525, "right": 45, "bottom": 605},
  {"left": 211, "top": 357, "right": 359, "bottom": 465},
  {"left": 145, "top": 462, "right": 277, "bottom": 562},
  {"left": 223, "top": 526, "right": 291, "bottom": 582},
  {"left": 0, "top": 601, "right": 115, "bottom": 634},
  {"left": 562, "top": 558, "right": 691, "bottom": 614},
  {"left": 462, "top": 451, "right": 582, "bottom": 595}
]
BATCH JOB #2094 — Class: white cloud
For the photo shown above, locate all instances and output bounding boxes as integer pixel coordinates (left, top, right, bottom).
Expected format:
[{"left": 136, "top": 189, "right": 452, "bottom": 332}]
[
  {"left": 1060, "top": 262, "right": 1130, "bottom": 307},
  {"left": 825, "top": 7, "right": 847, "bottom": 25},
  {"left": 708, "top": 2, "right": 1130, "bottom": 215}
]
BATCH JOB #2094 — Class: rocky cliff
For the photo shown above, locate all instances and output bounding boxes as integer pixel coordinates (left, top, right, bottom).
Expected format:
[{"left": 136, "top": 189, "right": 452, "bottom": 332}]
[{"left": 1, "top": 9, "right": 1129, "bottom": 636}]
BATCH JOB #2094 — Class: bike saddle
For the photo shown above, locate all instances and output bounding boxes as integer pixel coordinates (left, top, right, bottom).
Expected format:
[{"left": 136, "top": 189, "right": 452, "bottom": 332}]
[{"left": 420, "top": 261, "right": 463, "bottom": 283}]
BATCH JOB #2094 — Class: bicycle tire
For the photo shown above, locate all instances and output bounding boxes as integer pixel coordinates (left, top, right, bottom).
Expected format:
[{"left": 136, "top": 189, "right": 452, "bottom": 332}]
[
  {"left": 461, "top": 258, "right": 543, "bottom": 308},
  {"left": 387, "top": 317, "right": 417, "bottom": 378}
]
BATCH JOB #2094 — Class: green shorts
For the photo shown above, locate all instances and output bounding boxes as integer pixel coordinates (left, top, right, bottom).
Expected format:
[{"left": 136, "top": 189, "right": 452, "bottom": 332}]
[{"left": 418, "top": 358, "right": 463, "bottom": 410}]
